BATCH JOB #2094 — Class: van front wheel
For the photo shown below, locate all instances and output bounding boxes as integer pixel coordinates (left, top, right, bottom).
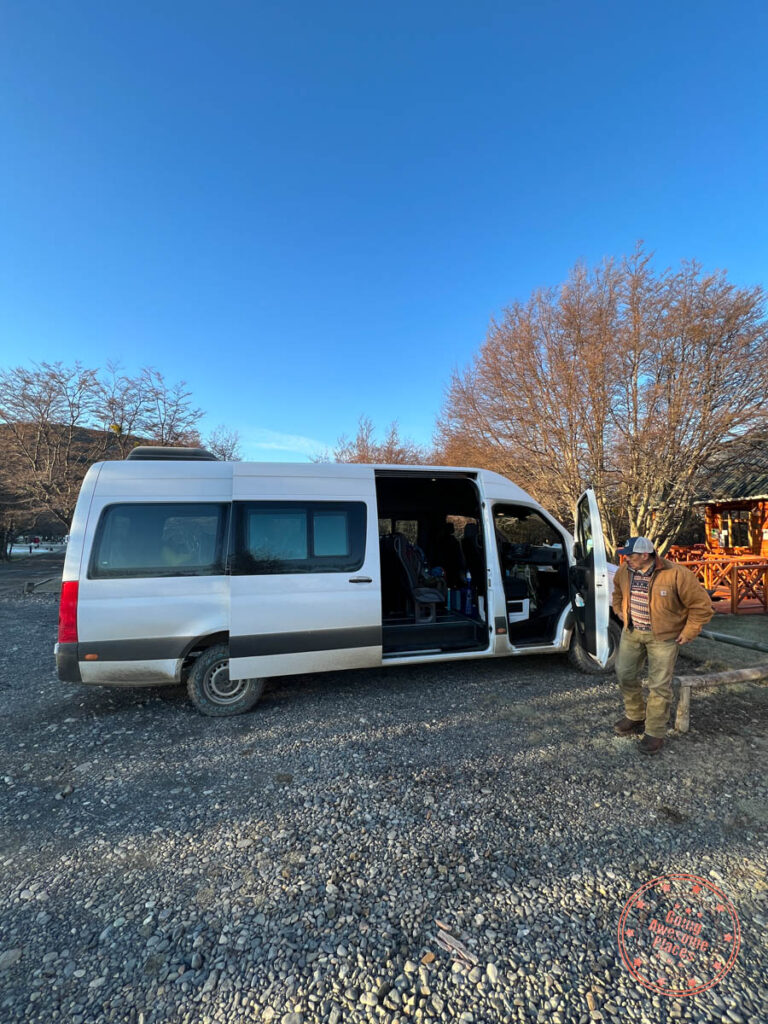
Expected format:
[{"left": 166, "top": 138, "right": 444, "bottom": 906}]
[
  {"left": 568, "top": 619, "right": 621, "bottom": 675},
  {"left": 187, "top": 644, "right": 264, "bottom": 717}
]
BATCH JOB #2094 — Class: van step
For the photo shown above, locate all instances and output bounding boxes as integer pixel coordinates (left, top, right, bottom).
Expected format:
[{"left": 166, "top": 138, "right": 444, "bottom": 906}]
[
  {"left": 383, "top": 649, "right": 442, "bottom": 658},
  {"left": 384, "top": 620, "right": 477, "bottom": 645}
]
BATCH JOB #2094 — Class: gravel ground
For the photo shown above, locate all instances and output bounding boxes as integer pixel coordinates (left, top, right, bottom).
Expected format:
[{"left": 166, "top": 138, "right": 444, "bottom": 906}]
[
  {"left": 684, "top": 616, "right": 768, "bottom": 671},
  {"left": 1, "top": 594, "right": 767, "bottom": 1024}
]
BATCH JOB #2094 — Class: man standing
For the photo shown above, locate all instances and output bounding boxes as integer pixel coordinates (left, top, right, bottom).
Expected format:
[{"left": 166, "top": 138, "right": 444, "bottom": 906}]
[{"left": 611, "top": 537, "right": 713, "bottom": 755}]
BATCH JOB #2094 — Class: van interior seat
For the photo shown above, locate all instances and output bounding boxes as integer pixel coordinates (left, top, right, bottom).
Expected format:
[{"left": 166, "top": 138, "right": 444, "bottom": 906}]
[
  {"left": 391, "top": 532, "right": 445, "bottom": 624},
  {"left": 530, "top": 545, "right": 563, "bottom": 565},
  {"left": 429, "top": 522, "right": 466, "bottom": 587},
  {"left": 504, "top": 577, "right": 529, "bottom": 600},
  {"left": 379, "top": 533, "right": 407, "bottom": 617},
  {"left": 461, "top": 521, "right": 484, "bottom": 583}
]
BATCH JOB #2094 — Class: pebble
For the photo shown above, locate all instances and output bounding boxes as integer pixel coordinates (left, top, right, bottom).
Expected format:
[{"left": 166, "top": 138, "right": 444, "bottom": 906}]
[{"left": 0, "top": 948, "right": 22, "bottom": 971}]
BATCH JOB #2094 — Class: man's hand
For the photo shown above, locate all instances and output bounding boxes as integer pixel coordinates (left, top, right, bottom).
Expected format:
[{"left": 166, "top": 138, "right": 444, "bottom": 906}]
[{"left": 676, "top": 633, "right": 690, "bottom": 645}]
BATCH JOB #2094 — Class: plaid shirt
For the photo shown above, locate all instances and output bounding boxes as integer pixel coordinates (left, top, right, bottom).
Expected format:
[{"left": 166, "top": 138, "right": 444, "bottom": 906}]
[{"left": 629, "top": 564, "right": 654, "bottom": 631}]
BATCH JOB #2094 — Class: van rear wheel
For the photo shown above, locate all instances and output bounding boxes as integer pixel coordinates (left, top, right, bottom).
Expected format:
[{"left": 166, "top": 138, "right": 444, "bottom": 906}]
[
  {"left": 568, "top": 619, "right": 621, "bottom": 675},
  {"left": 187, "top": 644, "right": 264, "bottom": 716}
]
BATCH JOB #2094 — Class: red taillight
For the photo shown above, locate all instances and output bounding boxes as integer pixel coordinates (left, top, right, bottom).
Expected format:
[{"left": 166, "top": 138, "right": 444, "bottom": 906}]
[{"left": 58, "top": 581, "right": 79, "bottom": 643}]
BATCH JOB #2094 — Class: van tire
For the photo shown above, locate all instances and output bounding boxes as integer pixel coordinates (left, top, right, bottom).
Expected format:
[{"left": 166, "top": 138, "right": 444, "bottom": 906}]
[
  {"left": 568, "top": 619, "right": 621, "bottom": 675},
  {"left": 187, "top": 644, "right": 264, "bottom": 716}
]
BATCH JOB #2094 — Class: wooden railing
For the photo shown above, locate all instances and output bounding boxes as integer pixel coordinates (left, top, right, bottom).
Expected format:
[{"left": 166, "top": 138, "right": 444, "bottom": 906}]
[{"left": 673, "top": 556, "right": 768, "bottom": 613}]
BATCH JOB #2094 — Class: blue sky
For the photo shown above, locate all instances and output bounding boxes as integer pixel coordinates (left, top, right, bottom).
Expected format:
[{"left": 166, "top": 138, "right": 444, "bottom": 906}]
[{"left": 1, "top": 1, "right": 766, "bottom": 460}]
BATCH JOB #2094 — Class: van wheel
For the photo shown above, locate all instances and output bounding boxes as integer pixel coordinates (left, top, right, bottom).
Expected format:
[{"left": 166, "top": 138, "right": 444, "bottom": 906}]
[
  {"left": 568, "top": 619, "right": 621, "bottom": 675},
  {"left": 187, "top": 644, "right": 264, "bottom": 716}
]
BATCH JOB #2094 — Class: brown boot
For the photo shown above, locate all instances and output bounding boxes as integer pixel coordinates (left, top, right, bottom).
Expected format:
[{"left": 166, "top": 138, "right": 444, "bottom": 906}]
[
  {"left": 613, "top": 717, "right": 645, "bottom": 736},
  {"left": 638, "top": 735, "right": 664, "bottom": 755}
]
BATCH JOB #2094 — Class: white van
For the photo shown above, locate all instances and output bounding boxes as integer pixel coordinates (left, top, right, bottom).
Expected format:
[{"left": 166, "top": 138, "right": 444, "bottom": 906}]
[{"left": 55, "top": 448, "right": 619, "bottom": 716}]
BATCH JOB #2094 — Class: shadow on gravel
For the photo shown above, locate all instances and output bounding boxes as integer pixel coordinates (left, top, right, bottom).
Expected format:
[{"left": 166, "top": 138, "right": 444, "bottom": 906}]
[{"left": 6, "top": 652, "right": 766, "bottom": 882}]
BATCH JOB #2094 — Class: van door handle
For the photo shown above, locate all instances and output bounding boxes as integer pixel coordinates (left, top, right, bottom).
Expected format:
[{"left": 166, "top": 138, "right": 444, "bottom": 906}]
[{"left": 349, "top": 576, "right": 373, "bottom": 583}]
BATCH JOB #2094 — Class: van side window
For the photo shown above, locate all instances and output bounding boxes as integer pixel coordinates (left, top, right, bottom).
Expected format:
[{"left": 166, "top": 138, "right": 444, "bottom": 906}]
[
  {"left": 313, "top": 511, "right": 351, "bottom": 556},
  {"left": 233, "top": 501, "right": 365, "bottom": 575},
  {"left": 247, "top": 509, "right": 308, "bottom": 561},
  {"left": 89, "top": 503, "right": 228, "bottom": 578}
]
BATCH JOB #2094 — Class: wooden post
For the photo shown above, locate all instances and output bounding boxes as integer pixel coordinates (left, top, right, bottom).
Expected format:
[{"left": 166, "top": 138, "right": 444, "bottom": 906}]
[
  {"left": 731, "top": 564, "right": 739, "bottom": 613},
  {"left": 675, "top": 684, "right": 691, "bottom": 733}
]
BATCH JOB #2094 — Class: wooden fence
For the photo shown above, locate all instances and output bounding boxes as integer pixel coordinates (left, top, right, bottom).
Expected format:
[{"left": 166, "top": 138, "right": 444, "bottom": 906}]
[{"left": 665, "top": 550, "right": 768, "bottom": 613}]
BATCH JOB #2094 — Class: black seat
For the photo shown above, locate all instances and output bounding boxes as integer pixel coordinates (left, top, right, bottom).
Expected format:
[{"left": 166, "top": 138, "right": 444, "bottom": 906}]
[
  {"left": 392, "top": 532, "right": 445, "bottom": 623},
  {"left": 380, "top": 534, "right": 407, "bottom": 617},
  {"left": 461, "top": 522, "right": 484, "bottom": 583},
  {"left": 430, "top": 522, "right": 466, "bottom": 588},
  {"left": 530, "top": 545, "right": 562, "bottom": 565}
]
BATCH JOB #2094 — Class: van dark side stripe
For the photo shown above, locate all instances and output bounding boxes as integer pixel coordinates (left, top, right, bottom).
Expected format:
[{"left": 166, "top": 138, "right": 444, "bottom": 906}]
[
  {"left": 77, "top": 638, "right": 193, "bottom": 661},
  {"left": 230, "top": 626, "right": 381, "bottom": 659},
  {"left": 74, "top": 626, "right": 382, "bottom": 663}
]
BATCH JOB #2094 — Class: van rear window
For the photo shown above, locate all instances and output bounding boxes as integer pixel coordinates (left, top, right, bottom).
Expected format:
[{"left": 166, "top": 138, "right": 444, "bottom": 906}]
[{"left": 89, "top": 503, "right": 228, "bottom": 579}]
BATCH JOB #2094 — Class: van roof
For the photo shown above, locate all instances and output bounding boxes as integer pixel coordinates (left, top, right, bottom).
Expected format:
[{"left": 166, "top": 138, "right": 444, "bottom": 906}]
[{"left": 93, "top": 458, "right": 536, "bottom": 504}]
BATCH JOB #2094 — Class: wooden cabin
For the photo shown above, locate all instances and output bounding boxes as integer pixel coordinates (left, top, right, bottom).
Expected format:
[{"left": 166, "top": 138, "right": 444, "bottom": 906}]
[{"left": 694, "top": 433, "right": 768, "bottom": 557}]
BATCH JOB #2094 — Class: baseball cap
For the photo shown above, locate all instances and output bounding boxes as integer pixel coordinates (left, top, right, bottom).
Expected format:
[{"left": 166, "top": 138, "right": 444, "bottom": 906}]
[{"left": 616, "top": 536, "right": 655, "bottom": 556}]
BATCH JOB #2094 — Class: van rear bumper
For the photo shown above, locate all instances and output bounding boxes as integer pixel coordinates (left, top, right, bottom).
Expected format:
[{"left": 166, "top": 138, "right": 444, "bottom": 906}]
[{"left": 55, "top": 642, "right": 82, "bottom": 683}]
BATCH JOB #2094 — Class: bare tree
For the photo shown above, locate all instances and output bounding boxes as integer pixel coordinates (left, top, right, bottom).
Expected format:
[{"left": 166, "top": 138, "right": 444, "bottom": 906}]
[
  {"left": 205, "top": 424, "right": 242, "bottom": 461},
  {"left": 93, "top": 363, "right": 206, "bottom": 452},
  {"left": 132, "top": 368, "right": 203, "bottom": 447},
  {"left": 0, "top": 362, "right": 111, "bottom": 527},
  {"left": 319, "top": 416, "right": 430, "bottom": 464},
  {"left": 436, "top": 246, "right": 768, "bottom": 554},
  {"left": 0, "top": 362, "right": 213, "bottom": 527},
  {"left": 94, "top": 362, "right": 151, "bottom": 458},
  {"left": 612, "top": 253, "right": 768, "bottom": 548},
  {"left": 0, "top": 487, "right": 24, "bottom": 560}
]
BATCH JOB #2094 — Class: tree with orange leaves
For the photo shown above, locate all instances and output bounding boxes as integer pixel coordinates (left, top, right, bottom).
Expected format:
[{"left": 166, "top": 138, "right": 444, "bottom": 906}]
[{"left": 436, "top": 246, "right": 768, "bottom": 555}]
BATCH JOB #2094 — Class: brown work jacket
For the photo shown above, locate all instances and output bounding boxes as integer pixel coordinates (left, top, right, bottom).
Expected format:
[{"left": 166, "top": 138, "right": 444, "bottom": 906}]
[{"left": 611, "top": 556, "right": 714, "bottom": 642}]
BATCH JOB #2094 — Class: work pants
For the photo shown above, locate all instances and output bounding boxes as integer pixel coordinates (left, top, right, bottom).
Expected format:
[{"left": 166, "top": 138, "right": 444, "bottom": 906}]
[{"left": 615, "top": 628, "right": 679, "bottom": 738}]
